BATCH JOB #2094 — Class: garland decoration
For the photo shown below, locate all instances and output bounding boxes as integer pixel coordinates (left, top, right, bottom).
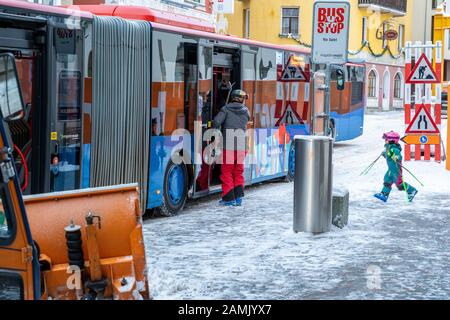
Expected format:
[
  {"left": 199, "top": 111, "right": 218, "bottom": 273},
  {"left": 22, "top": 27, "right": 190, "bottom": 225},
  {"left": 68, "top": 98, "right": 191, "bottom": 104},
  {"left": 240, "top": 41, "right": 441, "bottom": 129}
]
[{"left": 281, "top": 34, "right": 404, "bottom": 60}]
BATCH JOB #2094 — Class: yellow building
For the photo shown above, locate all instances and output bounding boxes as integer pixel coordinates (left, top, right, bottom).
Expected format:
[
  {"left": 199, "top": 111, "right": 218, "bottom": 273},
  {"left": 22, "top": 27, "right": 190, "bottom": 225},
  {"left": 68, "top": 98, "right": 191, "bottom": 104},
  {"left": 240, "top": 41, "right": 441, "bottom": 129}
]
[
  {"left": 218, "top": 0, "right": 417, "bottom": 111},
  {"left": 433, "top": 4, "right": 450, "bottom": 87}
]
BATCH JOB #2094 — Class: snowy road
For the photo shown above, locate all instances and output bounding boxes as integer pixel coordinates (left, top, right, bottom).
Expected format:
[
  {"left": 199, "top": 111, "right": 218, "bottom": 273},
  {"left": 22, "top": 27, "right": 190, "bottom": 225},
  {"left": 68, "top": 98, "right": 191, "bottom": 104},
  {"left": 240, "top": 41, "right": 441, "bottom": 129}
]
[{"left": 143, "top": 112, "right": 450, "bottom": 300}]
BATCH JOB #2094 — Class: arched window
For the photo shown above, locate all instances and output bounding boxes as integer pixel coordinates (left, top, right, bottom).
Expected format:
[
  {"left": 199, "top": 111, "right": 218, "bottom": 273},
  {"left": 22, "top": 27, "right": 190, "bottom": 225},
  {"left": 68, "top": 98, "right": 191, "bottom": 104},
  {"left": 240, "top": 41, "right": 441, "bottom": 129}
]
[
  {"left": 394, "top": 72, "right": 403, "bottom": 99},
  {"left": 368, "top": 70, "right": 377, "bottom": 98}
]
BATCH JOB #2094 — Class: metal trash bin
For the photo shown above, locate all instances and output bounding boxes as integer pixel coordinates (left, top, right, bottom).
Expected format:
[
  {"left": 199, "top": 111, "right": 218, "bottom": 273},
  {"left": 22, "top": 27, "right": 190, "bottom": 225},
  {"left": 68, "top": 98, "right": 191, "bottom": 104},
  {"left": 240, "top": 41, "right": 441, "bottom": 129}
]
[{"left": 293, "top": 136, "right": 333, "bottom": 234}]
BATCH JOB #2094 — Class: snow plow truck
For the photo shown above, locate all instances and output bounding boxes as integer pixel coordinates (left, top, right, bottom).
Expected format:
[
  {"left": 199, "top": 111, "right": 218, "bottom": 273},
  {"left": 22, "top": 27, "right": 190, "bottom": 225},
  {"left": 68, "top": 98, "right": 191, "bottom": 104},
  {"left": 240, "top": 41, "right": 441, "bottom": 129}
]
[{"left": 0, "top": 52, "right": 150, "bottom": 300}]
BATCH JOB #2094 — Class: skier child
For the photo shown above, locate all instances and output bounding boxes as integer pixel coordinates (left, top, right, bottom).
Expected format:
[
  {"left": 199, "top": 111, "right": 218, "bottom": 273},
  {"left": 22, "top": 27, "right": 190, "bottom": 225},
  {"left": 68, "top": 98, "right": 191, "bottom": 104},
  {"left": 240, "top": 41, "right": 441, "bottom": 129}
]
[{"left": 374, "top": 131, "right": 418, "bottom": 203}]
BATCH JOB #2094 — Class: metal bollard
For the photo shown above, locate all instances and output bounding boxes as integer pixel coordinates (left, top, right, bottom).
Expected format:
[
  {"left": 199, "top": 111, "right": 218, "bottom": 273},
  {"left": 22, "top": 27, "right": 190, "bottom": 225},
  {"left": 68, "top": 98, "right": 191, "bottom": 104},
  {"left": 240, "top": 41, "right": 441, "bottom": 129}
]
[{"left": 293, "top": 136, "right": 333, "bottom": 234}]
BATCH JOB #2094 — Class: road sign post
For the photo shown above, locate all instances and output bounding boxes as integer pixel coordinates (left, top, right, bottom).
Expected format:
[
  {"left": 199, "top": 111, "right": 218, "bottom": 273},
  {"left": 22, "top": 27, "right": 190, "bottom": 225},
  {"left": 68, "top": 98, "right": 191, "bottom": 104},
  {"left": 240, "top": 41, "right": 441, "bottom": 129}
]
[
  {"left": 403, "top": 41, "right": 443, "bottom": 162},
  {"left": 311, "top": 0, "right": 350, "bottom": 137}
]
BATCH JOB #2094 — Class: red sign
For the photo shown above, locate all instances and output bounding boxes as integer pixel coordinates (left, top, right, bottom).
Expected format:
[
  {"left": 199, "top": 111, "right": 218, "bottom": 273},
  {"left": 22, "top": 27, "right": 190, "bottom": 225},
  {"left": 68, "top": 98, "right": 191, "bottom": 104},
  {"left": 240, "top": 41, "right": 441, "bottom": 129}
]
[
  {"left": 312, "top": 1, "right": 350, "bottom": 65},
  {"left": 317, "top": 7, "right": 346, "bottom": 34},
  {"left": 384, "top": 30, "right": 398, "bottom": 40}
]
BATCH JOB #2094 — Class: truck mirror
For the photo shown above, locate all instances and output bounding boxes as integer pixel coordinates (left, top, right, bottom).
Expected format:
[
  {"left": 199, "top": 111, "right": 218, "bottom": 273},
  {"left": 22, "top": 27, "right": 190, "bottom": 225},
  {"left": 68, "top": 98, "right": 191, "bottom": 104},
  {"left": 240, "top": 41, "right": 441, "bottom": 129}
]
[
  {"left": 0, "top": 53, "right": 24, "bottom": 121},
  {"left": 336, "top": 69, "right": 345, "bottom": 91}
]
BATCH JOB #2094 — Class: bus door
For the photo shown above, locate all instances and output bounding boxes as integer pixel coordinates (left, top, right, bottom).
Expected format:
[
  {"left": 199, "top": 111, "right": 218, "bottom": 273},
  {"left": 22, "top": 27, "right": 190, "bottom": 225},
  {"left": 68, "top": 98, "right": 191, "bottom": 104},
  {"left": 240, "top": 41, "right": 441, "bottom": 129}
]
[
  {"left": 0, "top": 13, "right": 48, "bottom": 196},
  {"left": 193, "top": 42, "right": 213, "bottom": 196},
  {"left": 207, "top": 47, "right": 242, "bottom": 190},
  {"left": 241, "top": 48, "right": 257, "bottom": 184},
  {"left": 49, "top": 23, "right": 84, "bottom": 192},
  {"left": 0, "top": 53, "right": 41, "bottom": 300}
]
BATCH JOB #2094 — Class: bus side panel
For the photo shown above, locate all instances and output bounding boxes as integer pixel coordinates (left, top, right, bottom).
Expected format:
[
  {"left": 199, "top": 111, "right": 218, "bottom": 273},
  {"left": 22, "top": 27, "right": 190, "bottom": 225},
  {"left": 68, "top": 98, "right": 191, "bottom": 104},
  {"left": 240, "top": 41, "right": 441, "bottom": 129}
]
[
  {"left": 347, "top": 70, "right": 366, "bottom": 140},
  {"left": 331, "top": 65, "right": 366, "bottom": 142},
  {"left": 148, "top": 80, "right": 186, "bottom": 209}
]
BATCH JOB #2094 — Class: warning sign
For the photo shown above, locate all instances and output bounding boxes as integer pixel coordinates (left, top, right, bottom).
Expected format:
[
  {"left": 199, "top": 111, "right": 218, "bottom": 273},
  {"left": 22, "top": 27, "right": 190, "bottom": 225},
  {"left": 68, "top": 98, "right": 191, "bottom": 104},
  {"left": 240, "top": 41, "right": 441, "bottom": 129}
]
[
  {"left": 279, "top": 55, "right": 308, "bottom": 82},
  {"left": 405, "top": 104, "right": 440, "bottom": 134},
  {"left": 275, "top": 102, "right": 304, "bottom": 126},
  {"left": 406, "top": 53, "right": 439, "bottom": 84}
]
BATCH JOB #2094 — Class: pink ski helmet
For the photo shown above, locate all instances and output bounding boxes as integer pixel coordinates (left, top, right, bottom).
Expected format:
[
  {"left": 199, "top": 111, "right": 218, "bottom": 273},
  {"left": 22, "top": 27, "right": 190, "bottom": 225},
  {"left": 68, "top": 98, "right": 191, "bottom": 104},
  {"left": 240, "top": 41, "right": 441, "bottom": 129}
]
[{"left": 382, "top": 131, "right": 400, "bottom": 143}]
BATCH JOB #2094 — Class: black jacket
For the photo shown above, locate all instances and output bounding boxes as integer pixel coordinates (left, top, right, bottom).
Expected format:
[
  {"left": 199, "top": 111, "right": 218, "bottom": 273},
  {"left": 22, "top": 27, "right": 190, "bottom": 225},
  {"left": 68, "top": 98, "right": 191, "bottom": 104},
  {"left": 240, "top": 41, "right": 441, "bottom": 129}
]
[
  {"left": 213, "top": 102, "right": 250, "bottom": 130},
  {"left": 213, "top": 102, "right": 250, "bottom": 151}
]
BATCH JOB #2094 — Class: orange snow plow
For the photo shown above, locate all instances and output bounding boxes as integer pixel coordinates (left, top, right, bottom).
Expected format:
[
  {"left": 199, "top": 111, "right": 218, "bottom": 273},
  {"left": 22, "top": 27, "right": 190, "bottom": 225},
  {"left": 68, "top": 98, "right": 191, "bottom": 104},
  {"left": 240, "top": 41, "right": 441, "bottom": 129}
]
[
  {"left": 22, "top": 185, "right": 150, "bottom": 300},
  {"left": 0, "top": 53, "right": 150, "bottom": 300},
  {"left": 1, "top": 183, "right": 151, "bottom": 300}
]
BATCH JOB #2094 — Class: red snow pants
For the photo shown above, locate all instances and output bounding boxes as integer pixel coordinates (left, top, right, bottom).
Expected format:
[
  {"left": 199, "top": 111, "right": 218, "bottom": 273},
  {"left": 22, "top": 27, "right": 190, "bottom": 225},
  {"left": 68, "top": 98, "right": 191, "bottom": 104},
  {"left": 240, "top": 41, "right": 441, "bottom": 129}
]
[{"left": 220, "top": 149, "right": 246, "bottom": 201}]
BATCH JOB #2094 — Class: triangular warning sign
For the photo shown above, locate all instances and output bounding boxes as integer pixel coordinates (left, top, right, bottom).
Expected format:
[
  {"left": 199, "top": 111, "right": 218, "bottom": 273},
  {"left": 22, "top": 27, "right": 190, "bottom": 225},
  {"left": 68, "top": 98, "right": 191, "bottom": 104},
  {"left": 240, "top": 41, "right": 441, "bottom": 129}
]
[
  {"left": 275, "top": 101, "right": 304, "bottom": 126},
  {"left": 406, "top": 53, "right": 439, "bottom": 84},
  {"left": 279, "top": 55, "right": 308, "bottom": 82},
  {"left": 405, "top": 104, "right": 440, "bottom": 134}
]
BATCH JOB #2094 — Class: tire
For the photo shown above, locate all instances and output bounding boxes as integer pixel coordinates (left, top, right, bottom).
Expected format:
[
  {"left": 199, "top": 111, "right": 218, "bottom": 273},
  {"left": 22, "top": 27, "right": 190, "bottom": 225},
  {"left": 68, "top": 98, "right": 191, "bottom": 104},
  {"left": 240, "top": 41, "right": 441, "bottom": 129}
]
[
  {"left": 159, "top": 160, "right": 188, "bottom": 217},
  {"left": 285, "top": 143, "right": 296, "bottom": 182}
]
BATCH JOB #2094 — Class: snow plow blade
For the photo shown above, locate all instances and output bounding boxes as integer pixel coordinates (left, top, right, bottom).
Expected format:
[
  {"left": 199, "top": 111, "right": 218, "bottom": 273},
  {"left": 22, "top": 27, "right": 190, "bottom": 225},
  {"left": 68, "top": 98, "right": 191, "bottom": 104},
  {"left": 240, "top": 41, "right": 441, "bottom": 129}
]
[{"left": 22, "top": 184, "right": 150, "bottom": 300}]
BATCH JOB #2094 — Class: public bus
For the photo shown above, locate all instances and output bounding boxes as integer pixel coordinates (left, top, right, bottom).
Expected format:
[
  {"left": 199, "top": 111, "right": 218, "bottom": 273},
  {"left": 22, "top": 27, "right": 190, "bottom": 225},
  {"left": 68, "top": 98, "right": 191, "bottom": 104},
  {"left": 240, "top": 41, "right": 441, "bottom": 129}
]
[{"left": 0, "top": 1, "right": 365, "bottom": 216}]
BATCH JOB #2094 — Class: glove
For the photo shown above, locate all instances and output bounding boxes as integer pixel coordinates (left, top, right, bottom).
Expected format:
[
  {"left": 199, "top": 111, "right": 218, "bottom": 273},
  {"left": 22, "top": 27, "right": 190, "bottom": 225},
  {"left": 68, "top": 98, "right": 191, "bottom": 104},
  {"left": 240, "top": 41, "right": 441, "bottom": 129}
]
[{"left": 381, "top": 151, "right": 387, "bottom": 159}]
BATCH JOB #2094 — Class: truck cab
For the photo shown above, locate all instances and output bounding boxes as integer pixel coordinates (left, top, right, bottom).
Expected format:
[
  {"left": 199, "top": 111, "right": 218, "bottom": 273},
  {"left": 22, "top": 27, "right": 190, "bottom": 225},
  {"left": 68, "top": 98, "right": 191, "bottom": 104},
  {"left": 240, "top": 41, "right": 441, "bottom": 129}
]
[
  {"left": 0, "top": 53, "right": 150, "bottom": 300},
  {"left": 0, "top": 52, "right": 41, "bottom": 299}
]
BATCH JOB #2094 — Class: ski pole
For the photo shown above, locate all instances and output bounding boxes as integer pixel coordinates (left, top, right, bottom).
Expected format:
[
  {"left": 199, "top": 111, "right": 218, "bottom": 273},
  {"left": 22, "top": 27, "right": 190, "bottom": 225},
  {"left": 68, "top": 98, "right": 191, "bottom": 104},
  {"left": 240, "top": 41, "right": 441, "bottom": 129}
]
[
  {"left": 360, "top": 161, "right": 377, "bottom": 176},
  {"left": 360, "top": 154, "right": 382, "bottom": 176},
  {"left": 397, "top": 162, "right": 425, "bottom": 187},
  {"left": 396, "top": 162, "right": 411, "bottom": 202},
  {"left": 360, "top": 158, "right": 379, "bottom": 176}
]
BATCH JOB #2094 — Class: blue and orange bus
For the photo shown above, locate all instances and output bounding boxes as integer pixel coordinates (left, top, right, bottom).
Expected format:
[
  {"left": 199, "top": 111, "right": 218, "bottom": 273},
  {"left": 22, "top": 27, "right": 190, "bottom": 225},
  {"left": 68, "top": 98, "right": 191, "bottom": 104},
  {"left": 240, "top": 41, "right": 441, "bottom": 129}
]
[{"left": 0, "top": 1, "right": 365, "bottom": 215}]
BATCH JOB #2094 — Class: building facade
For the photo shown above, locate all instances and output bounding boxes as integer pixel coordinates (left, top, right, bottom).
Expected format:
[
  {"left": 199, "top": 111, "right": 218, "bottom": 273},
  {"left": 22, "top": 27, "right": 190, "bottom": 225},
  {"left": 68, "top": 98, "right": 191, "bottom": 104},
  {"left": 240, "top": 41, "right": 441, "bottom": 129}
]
[
  {"left": 220, "top": 0, "right": 421, "bottom": 111},
  {"left": 433, "top": 2, "right": 450, "bottom": 89}
]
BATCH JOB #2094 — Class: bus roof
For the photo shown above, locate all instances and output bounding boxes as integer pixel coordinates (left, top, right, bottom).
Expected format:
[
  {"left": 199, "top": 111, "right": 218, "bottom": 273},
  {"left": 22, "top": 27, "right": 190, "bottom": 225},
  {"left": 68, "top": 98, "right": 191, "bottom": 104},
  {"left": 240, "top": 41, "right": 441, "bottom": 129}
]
[
  {"left": 76, "top": 5, "right": 215, "bottom": 33},
  {"left": 0, "top": 0, "right": 93, "bottom": 19},
  {"left": 78, "top": 5, "right": 310, "bottom": 55},
  {"left": 152, "top": 21, "right": 311, "bottom": 54}
]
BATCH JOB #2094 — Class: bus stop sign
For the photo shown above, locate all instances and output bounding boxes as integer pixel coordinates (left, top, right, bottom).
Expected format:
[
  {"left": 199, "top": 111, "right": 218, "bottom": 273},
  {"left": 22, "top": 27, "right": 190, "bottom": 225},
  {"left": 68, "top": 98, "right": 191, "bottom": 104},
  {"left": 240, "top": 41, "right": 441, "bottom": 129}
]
[{"left": 312, "top": 1, "right": 350, "bottom": 65}]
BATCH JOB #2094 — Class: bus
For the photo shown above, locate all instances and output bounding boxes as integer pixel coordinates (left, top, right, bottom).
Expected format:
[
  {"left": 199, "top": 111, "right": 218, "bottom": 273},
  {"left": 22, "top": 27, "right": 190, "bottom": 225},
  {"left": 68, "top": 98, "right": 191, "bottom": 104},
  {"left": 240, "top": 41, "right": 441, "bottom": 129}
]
[{"left": 0, "top": 1, "right": 365, "bottom": 215}]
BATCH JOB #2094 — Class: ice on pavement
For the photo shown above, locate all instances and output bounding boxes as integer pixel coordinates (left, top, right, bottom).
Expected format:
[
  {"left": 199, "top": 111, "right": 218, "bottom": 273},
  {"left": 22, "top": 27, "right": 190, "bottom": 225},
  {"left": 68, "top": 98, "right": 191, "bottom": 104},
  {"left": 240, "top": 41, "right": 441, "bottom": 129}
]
[{"left": 143, "top": 112, "right": 450, "bottom": 300}]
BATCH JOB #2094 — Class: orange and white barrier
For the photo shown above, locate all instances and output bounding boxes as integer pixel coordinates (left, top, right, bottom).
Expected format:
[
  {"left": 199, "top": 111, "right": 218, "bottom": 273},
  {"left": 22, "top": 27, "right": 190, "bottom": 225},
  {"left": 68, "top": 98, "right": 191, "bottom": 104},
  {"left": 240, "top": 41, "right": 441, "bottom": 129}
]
[{"left": 404, "top": 41, "right": 442, "bottom": 162}]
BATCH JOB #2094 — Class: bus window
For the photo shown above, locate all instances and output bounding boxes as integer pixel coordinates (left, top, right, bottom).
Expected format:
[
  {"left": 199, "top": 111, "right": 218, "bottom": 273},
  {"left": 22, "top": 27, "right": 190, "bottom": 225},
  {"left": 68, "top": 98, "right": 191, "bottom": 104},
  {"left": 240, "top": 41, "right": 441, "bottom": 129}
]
[
  {"left": 184, "top": 43, "right": 198, "bottom": 133},
  {"left": 255, "top": 48, "right": 277, "bottom": 128},
  {"left": 242, "top": 50, "right": 257, "bottom": 123},
  {"left": 349, "top": 66, "right": 365, "bottom": 108},
  {"left": 194, "top": 45, "right": 213, "bottom": 194},
  {"left": 15, "top": 58, "right": 34, "bottom": 107},
  {"left": 198, "top": 46, "right": 213, "bottom": 126},
  {"left": 151, "top": 31, "right": 197, "bottom": 136},
  {"left": 51, "top": 28, "right": 83, "bottom": 192}
]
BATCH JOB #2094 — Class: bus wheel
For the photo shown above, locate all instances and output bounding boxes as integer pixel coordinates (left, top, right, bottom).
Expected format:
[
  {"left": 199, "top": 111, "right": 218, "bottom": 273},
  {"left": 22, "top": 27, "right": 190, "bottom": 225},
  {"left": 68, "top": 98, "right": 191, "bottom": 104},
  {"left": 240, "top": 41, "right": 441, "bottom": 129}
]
[
  {"left": 286, "top": 144, "right": 296, "bottom": 182},
  {"left": 160, "top": 160, "right": 188, "bottom": 217}
]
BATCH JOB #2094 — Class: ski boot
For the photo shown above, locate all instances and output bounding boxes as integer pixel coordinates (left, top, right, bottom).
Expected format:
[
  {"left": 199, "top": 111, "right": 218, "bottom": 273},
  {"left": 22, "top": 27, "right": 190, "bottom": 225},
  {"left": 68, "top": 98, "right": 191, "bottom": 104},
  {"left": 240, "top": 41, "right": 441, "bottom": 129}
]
[
  {"left": 407, "top": 190, "right": 418, "bottom": 202},
  {"left": 219, "top": 200, "right": 236, "bottom": 207},
  {"left": 374, "top": 192, "right": 389, "bottom": 203},
  {"left": 234, "top": 198, "right": 242, "bottom": 207}
]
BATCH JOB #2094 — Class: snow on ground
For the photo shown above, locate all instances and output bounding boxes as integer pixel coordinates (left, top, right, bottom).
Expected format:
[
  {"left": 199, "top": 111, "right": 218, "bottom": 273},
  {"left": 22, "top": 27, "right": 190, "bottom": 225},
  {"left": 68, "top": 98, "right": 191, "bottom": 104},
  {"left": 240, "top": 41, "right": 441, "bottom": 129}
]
[{"left": 143, "top": 111, "right": 450, "bottom": 300}]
